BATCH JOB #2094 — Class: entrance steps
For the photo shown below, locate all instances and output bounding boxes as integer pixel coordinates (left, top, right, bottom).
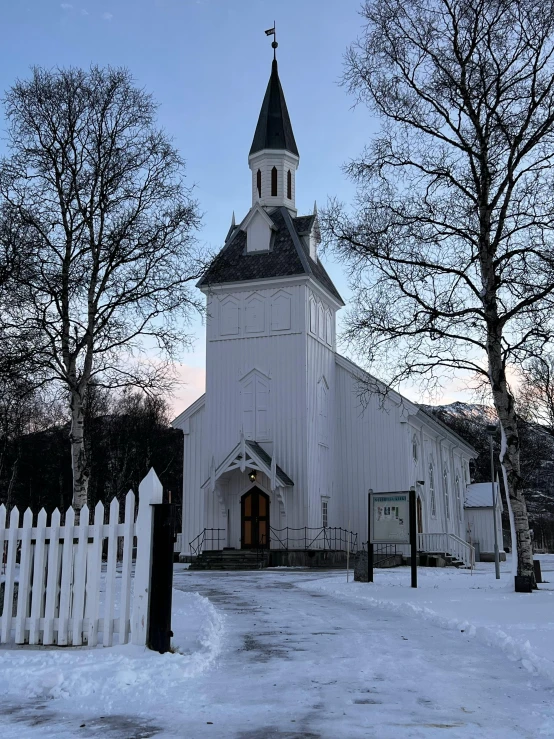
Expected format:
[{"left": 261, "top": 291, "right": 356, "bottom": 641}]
[
  {"left": 189, "top": 548, "right": 269, "bottom": 571},
  {"left": 408, "top": 552, "right": 469, "bottom": 568}
]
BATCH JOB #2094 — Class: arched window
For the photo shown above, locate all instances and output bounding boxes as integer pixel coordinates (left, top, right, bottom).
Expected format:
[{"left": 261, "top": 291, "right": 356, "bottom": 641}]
[
  {"left": 455, "top": 473, "right": 462, "bottom": 521},
  {"left": 443, "top": 466, "right": 450, "bottom": 520},
  {"left": 241, "top": 369, "right": 271, "bottom": 441},
  {"left": 429, "top": 461, "right": 436, "bottom": 518},
  {"left": 271, "top": 166, "right": 278, "bottom": 196},
  {"left": 256, "top": 169, "right": 261, "bottom": 198},
  {"left": 412, "top": 435, "right": 419, "bottom": 464},
  {"left": 287, "top": 169, "right": 292, "bottom": 200}
]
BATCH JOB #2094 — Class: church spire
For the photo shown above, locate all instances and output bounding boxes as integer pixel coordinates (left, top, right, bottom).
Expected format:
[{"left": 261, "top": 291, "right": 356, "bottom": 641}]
[
  {"left": 248, "top": 35, "right": 300, "bottom": 213},
  {"left": 249, "top": 58, "right": 299, "bottom": 157}
]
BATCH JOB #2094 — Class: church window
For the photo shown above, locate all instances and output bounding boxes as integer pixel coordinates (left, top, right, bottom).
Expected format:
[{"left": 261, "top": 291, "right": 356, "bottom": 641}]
[
  {"left": 240, "top": 370, "right": 271, "bottom": 441},
  {"left": 271, "top": 291, "right": 291, "bottom": 331},
  {"left": 321, "top": 497, "right": 329, "bottom": 528},
  {"left": 309, "top": 297, "right": 317, "bottom": 334},
  {"left": 287, "top": 169, "right": 292, "bottom": 200},
  {"left": 219, "top": 295, "right": 240, "bottom": 336},
  {"left": 256, "top": 169, "right": 261, "bottom": 198},
  {"left": 429, "top": 461, "right": 436, "bottom": 518},
  {"left": 325, "top": 309, "right": 332, "bottom": 345},
  {"left": 443, "top": 466, "right": 450, "bottom": 520},
  {"left": 244, "top": 293, "right": 265, "bottom": 333},
  {"left": 412, "top": 435, "right": 419, "bottom": 464},
  {"left": 271, "top": 166, "right": 278, "bottom": 196},
  {"left": 318, "top": 377, "right": 329, "bottom": 444},
  {"left": 318, "top": 303, "right": 325, "bottom": 340},
  {"left": 455, "top": 473, "right": 462, "bottom": 521}
]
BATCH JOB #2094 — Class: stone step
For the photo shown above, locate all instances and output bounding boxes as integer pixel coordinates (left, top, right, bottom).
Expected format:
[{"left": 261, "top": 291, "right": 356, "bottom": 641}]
[
  {"left": 190, "top": 548, "right": 269, "bottom": 571},
  {"left": 190, "top": 564, "right": 267, "bottom": 571}
]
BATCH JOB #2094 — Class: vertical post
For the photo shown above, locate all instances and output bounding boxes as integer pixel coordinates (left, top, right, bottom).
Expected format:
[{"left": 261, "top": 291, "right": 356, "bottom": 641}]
[
  {"left": 367, "top": 489, "right": 374, "bottom": 583},
  {"left": 409, "top": 487, "right": 417, "bottom": 588},
  {"left": 148, "top": 502, "right": 174, "bottom": 654},
  {"left": 131, "top": 468, "right": 163, "bottom": 646},
  {"left": 488, "top": 426, "right": 501, "bottom": 579}
]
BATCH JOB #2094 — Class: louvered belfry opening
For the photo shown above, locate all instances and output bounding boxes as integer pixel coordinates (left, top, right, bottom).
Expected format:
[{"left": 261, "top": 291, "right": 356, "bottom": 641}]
[
  {"left": 256, "top": 169, "right": 262, "bottom": 198},
  {"left": 271, "top": 166, "right": 278, "bottom": 196}
]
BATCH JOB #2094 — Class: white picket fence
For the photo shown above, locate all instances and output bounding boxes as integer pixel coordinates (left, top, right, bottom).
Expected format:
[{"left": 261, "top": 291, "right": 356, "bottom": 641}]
[{"left": 0, "top": 468, "right": 163, "bottom": 648}]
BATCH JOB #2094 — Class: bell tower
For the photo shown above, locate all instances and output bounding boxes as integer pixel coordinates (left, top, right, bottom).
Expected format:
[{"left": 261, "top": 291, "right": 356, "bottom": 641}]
[{"left": 248, "top": 58, "right": 299, "bottom": 214}]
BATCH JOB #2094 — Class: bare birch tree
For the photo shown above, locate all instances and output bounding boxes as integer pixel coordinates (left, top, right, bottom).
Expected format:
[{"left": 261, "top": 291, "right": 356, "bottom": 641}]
[
  {"left": 322, "top": 0, "right": 554, "bottom": 587},
  {"left": 519, "top": 355, "right": 554, "bottom": 433},
  {"left": 0, "top": 66, "right": 203, "bottom": 508}
]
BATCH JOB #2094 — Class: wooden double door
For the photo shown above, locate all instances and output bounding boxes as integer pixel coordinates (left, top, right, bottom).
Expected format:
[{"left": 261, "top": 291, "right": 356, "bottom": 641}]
[{"left": 241, "top": 487, "right": 270, "bottom": 549}]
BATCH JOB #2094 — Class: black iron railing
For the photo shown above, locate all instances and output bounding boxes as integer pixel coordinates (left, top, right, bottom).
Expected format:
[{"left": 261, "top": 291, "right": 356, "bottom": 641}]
[
  {"left": 189, "top": 528, "right": 226, "bottom": 557},
  {"left": 263, "top": 526, "right": 358, "bottom": 553},
  {"left": 189, "top": 526, "right": 359, "bottom": 556},
  {"left": 361, "top": 542, "right": 398, "bottom": 566}
]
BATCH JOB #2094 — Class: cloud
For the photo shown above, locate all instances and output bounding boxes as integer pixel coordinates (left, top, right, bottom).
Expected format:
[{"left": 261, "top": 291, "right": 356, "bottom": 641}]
[
  {"left": 81, "top": 8, "right": 89, "bottom": 15},
  {"left": 60, "top": 3, "right": 73, "bottom": 8},
  {"left": 102, "top": 11, "right": 113, "bottom": 20}
]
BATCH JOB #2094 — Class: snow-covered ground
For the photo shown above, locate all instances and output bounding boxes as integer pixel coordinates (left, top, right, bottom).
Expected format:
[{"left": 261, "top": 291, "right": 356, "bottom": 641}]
[
  {"left": 0, "top": 561, "right": 553, "bottom": 738},
  {"left": 300, "top": 554, "right": 554, "bottom": 683}
]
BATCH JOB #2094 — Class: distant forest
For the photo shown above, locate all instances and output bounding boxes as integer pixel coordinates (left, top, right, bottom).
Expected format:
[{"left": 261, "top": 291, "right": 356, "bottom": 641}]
[{"left": 0, "top": 389, "right": 183, "bottom": 527}]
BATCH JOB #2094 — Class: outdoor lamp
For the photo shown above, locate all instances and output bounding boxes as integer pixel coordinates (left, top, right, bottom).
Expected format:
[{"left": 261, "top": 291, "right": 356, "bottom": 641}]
[{"left": 248, "top": 470, "right": 257, "bottom": 483}]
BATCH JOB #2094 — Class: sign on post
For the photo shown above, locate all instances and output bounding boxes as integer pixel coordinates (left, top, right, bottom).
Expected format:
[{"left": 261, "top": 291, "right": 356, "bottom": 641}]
[
  {"left": 368, "top": 489, "right": 417, "bottom": 588},
  {"left": 369, "top": 493, "right": 410, "bottom": 544}
]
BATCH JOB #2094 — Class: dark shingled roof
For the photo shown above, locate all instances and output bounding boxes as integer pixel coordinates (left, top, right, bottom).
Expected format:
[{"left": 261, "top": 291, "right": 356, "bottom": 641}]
[
  {"left": 250, "top": 59, "right": 299, "bottom": 157},
  {"left": 246, "top": 441, "right": 294, "bottom": 487},
  {"left": 197, "top": 206, "right": 344, "bottom": 304}
]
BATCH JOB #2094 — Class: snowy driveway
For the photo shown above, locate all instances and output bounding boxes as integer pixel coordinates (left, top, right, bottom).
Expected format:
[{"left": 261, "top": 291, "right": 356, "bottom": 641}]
[
  {"left": 1, "top": 567, "right": 554, "bottom": 738},
  {"left": 171, "top": 568, "right": 554, "bottom": 738}
]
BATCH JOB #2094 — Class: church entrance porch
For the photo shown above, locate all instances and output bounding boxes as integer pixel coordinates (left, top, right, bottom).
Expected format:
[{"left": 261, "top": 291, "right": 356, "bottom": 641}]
[{"left": 241, "top": 487, "right": 270, "bottom": 549}]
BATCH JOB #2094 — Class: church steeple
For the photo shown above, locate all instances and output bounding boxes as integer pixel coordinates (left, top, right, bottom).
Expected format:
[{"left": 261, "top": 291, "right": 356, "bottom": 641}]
[
  {"left": 248, "top": 56, "right": 299, "bottom": 214},
  {"left": 250, "top": 59, "right": 299, "bottom": 158}
]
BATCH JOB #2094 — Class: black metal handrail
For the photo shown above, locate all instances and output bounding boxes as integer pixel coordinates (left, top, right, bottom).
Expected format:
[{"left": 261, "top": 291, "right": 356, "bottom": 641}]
[
  {"left": 361, "top": 542, "right": 398, "bottom": 566},
  {"left": 264, "top": 526, "right": 358, "bottom": 553},
  {"left": 189, "top": 526, "right": 359, "bottom": 556},
  {"left": 189, "top": 528, "right": 226, "bottom": 557}
]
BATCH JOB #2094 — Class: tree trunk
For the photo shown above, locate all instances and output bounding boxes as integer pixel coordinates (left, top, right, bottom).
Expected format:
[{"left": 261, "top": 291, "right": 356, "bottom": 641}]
[
  {"left": 70, "top": 390, "right": 89, "bottom": 510},
  {"left": 488, "top": 349, "right": 535, "bottom": 585}
]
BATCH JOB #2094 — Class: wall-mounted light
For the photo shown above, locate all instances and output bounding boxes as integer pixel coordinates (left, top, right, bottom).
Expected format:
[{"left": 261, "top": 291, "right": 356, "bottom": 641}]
[{"left": 248, "top": 469, "right": 257, "bottom": 483}]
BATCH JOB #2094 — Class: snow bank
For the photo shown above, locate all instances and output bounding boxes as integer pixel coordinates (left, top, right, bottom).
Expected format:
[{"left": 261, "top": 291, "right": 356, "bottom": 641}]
[
  {"left": 0, "top": 589, "right": 225, "bottom": 710},
  {"left": 299, "top": 556, "right": 554, "bottom": 685}
]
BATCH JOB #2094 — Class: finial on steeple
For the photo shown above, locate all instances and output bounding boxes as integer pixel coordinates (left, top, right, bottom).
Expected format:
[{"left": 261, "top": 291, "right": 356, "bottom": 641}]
[
  {"left": 231, "top": 211, "right": 236, "bottom": 228},
  {"left": 313, "top": 200, "right": 318, "bottom": 216},
  {"left": 265, "top": 22, "right": 278, "bottom": 60}
]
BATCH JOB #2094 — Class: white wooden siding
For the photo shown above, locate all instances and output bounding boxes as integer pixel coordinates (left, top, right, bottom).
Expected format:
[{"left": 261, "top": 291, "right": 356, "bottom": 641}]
[
  {"left": 333, "top": 361, "right": 410, "bottom": 542},
  {"left": 465, "top": 507, "right": 504, "bottom": 554},
  {"left": 180, "top": 401, "right": 207, "bottom": 553}
]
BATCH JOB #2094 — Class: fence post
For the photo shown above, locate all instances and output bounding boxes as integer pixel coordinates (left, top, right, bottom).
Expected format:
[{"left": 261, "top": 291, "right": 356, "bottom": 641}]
[
  {"left": 148, "top": 502, "right": 174, "bottom": 654},
  {"left": 131, "top": 468, "right": 163, "bottom": 646}
]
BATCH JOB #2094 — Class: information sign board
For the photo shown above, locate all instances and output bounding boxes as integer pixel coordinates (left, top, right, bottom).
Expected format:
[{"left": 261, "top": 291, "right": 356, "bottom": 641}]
[{"left": 369, "top": 492, "right": 411, "bottom": 544}]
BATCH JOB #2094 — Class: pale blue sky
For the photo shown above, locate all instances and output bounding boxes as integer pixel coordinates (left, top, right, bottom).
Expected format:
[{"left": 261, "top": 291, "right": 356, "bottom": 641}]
[{"left": 1, "top": 1, "right": 467, "bottom": 411}]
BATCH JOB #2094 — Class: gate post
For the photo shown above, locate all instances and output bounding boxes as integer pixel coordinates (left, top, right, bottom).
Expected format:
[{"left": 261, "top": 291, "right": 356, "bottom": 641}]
[
  {"left": 148, "top": 502, "right": 175, "bottom": 654},
  {"left": 131, "top": 469, "right": 163, "bottom": 646}
]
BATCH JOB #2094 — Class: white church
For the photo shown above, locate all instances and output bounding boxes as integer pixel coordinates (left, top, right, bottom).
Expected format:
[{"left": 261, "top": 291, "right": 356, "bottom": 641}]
[{"left": 173, "top": 56, "right": 499, "bottom": 568}]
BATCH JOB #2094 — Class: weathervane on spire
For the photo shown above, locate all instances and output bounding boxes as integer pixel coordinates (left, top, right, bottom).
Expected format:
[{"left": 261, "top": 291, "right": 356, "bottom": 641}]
[{"left": 265, "top": 22, "right": 278, "bottom": 60}]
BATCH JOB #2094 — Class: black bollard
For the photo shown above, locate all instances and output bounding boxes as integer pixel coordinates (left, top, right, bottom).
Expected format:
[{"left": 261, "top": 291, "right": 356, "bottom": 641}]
[
  {"left": 514, "top": 575, "right": 533, "bottom": 593},
  {"left": 533, "top": 559, "right": 543, "bottom": 584},
  {"left": 148, "top": 502, "right": 174, "bottom": 653}
]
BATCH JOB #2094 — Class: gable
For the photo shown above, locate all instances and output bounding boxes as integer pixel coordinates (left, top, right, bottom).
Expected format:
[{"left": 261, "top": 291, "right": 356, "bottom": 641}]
[
  {"left": 197, "top": 207, "right": 343, "bottom": 305},
  {"left": 246, "top": 210, "right": 272, "bottom": 253}
]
